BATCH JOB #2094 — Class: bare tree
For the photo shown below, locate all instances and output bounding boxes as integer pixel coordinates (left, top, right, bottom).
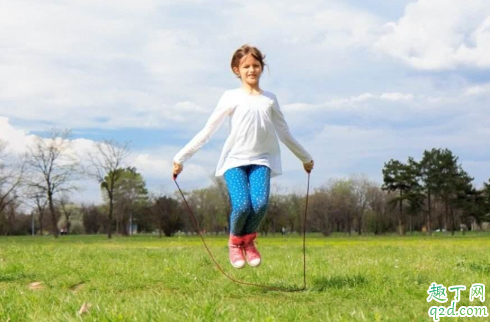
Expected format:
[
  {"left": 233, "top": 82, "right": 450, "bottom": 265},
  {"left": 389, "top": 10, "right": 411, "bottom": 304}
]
[
  {"left": 350, "top": 173, "right": 373, "bottom": 235},
  {"left": 0, "top": 199, "right": 20, "bottom": 235},
  {"left": 0, "top": 140, "right": 25, "bottom": 215},
  {"left": 28, "top": 190, "right": 48, "bottom": 235},
  {"left": 26, "top": 129, "right": 79, "bottom": 238},
  {"left": 58, "top": 194, "right": 75, "bottom": 234},
  {"left": 211, "top": 176, "right": 231, "bottom": 233},
  {"left": 366, "top": 185, "right": 388, "bottom": 235},
  {"left": 85, "top": 140, "right": 130, "bottom": 239},
  {"left": 259, "top": 183, "right": 285, "bottom": 236},
  {"left": 285, "top": 193, "right": 302, "bottom": 234},
  {"left": 329, "top": 179, "right": 356, "bottom": 235}
]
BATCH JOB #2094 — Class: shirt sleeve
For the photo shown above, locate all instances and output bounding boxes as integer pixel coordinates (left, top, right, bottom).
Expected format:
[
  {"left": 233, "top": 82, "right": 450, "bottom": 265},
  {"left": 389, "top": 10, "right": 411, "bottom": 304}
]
[
  {"left": 173, "top": 91, "right": 232, "bottom": 164},
  {"left": 271, "top": 95, "right": 313, "bottom": 163}
]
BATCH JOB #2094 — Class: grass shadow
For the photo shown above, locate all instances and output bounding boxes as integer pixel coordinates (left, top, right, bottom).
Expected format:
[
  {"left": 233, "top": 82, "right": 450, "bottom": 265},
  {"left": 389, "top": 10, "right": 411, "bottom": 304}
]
[
  {"left": 252, "top": 274, "right": 369, "bottom": 293},
  {"left": 255, "top": 282, "right": 307, "bottom": 293},
  {"left": 467, "top": 261, "right": 490, "bottom": 274},
  {"left": 310, "top": 274, "right": 368, "bottom": 292},
  {"left": 0, "top": 272, "right": 34, "bottom": 282}
]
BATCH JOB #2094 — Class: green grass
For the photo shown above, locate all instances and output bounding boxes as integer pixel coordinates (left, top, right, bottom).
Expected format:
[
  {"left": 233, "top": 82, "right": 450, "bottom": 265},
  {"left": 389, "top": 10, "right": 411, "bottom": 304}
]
[{"left": 1, "top": 233, "right": 490, "bottom": 321}]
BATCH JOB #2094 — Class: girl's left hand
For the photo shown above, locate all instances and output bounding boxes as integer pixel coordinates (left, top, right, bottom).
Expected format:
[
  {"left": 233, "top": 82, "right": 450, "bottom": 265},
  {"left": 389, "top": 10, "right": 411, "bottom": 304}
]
[{"left": 303, "top": 160, "right": 314, "bottom": 173}]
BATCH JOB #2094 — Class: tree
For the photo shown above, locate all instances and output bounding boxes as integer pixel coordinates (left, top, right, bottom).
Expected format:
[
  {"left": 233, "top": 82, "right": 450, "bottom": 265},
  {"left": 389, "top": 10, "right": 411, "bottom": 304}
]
[
  {"left": 0, "top": 199, "right": 28, "bottom": 235},
  {"left": 211, "top": 176, "right": 231, "bottom": 233},
  {"left": 174, "top": 176, "right": 231, "bottom": 235},
  {"left": 447, "top": 167, "right": 474, "bottom": 234},
  {"left": 311, "top": 179, "right": 357, "bottom": 236},
  {"left": 285, "top": 193, "right": 303, "bottom": 234},
  {"left": 58, "top": 194, "right": 76, "bottom": 234},
  {"left": 434, "top": 149, "right": 461, "bottom": 232},
  {"left": 31, "top": 191, "right": 48, "bottom": 235},
  {"left": 81, "top": 204, "right": 104, "bottom": 234},
  {"left": 405, "top": 158, "right": 424, "bottom": 234},
  {"left": 406, "top": 189, "right": 425, "bottom": 235},
  {"left": 184, "top": 189, "right": 209, "bottom": 233},
  {"left": 419, "top": 148, "right": 448, "bottom": 234},
  {"left": 484, "top": 179, "right": 490, "bottom": 215},
  {"left": 259, "top": 184, "right": 287, "bottom": 236},
  {"left": 0, "top": 140, "right": 25, "bottom": 216},
  {"left": 350, "top": 173, "right": 371, "bottom": 235},
  {"left": 382, "top": 158, "right": 422, "bottom": 235},
  {"left": 111, "top": 167, "right": 148, "bottom": 235},
  {"left": 151, "top": 195, "right": 182, "bottom": 237},
  {"left": 419, "top": 148, "right": 475, "bottom": 234},
  {"left": 308, "top": 186, "right": 330, "bottom": 235},
  {"left": 366, "top": 185, "right": 392, "bottom": 235},
  {"left": 447, "top": 171, "right": 484, "bottom": 234},
  {"left": 331, "top": 179, "right": 356, "bottom": 235},
  {"left": 26, "top": 130, "right": 79, "bottom": 238},
  {"left": 383, "top": 160, "right": 408, "bottom": 235},
  {"left": 86, "top": 140, "right": 130, "bottom": 239}
]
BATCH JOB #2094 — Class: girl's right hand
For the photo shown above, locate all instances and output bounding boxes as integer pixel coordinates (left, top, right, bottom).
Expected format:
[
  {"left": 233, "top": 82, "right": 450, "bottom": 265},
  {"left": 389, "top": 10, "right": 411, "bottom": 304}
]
[
  {"left": 173, "top": 161, "right": 183, "bottom": 179},
  {"left": 303, "top": 160, "right": 314, "bottom": 173}
]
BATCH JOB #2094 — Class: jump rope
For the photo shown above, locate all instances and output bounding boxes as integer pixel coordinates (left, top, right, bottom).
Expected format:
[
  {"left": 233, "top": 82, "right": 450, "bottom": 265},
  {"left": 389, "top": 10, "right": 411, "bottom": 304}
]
[{"left": 173, "top": 171, "right": 311, "bottom": 292}]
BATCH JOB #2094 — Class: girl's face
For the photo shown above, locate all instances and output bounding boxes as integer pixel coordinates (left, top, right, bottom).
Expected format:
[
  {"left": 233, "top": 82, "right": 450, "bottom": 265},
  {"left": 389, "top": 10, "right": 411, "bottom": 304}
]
[{"left": 233, "top": 54, "right": 263, "bottom": 87}]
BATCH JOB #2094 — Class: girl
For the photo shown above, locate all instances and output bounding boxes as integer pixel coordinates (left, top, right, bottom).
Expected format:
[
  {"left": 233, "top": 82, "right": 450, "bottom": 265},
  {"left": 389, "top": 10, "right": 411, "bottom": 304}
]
[{"left": 173, "top": 44, "right": 314, "bottom": 269}]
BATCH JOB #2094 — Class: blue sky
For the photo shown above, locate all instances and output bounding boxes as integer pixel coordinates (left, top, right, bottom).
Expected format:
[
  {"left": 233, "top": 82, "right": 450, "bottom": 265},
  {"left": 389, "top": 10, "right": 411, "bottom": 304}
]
[{"left": 1, "top": 0, "right": 490, "bottom": 204}]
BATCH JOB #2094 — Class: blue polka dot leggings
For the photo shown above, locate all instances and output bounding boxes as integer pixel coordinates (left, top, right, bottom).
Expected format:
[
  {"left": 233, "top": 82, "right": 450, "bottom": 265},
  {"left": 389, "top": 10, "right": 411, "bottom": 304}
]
[{"left": 224, "top": 164, "right": 271, "bottom": 236}]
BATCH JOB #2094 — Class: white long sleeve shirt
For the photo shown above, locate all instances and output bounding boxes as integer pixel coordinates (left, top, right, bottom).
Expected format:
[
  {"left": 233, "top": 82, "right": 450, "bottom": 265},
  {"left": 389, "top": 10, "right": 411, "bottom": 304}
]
[{"left": 173, "top": 88, "right": 312, "bottom": 177}]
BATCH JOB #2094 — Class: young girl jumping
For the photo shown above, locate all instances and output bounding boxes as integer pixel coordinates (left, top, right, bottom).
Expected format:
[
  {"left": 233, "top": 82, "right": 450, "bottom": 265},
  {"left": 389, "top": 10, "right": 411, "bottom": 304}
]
[{"left": 173, "top": 44, "right": 314, "bottom": 269}]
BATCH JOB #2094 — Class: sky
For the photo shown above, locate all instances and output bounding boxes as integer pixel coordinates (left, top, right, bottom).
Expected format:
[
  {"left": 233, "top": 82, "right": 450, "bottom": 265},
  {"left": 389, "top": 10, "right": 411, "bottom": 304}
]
[{"left": 1, "top": 0, "right": 490, "bottom": 205}]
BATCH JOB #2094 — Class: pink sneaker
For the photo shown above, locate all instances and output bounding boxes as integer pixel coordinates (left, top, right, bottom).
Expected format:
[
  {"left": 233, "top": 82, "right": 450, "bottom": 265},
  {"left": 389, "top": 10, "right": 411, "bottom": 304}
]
[
  {"left": 228, "top": 234, "right": 245, "bottom": 269},
  {"left": 242, "top": 232, "right": 261, "bottom": 267}
]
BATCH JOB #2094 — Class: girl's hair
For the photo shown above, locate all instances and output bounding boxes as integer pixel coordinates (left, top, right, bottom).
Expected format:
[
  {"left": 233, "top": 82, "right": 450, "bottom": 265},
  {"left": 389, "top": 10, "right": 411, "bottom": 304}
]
[{"left": 230, "top": 44, "right": 266, "bottom": 78}]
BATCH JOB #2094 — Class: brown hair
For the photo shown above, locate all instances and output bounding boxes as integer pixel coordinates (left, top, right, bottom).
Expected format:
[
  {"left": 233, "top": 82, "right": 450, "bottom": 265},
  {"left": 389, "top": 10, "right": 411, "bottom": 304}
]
[{"left": 230, "top": 44, "right": 266, "bottom": 78}]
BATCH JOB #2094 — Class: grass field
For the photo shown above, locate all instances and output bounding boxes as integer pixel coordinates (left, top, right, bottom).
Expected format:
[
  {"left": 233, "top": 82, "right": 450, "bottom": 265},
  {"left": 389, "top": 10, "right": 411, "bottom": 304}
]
[{"left": 1, "top": 233, "right": 490, "bottom": 322}]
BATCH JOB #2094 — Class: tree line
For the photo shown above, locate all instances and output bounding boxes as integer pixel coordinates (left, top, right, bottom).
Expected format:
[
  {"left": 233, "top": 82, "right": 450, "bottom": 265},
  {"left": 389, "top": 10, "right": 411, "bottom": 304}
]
[
  {"left": 382, "top": 148, "right": 490, "bottom": 235},
  {"left": 1, "top": 131, "right": 489, "bottom": 237}
]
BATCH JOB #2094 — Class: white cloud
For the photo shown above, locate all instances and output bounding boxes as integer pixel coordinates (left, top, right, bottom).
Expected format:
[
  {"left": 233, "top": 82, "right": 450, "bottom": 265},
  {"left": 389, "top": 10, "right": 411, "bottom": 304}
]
[
  {"left": 465, "top": 83, "right": 490, "bottom": 95},
  {"left": 282, "top": 92, "right": 415, "bottom": 112},
  {"left": 380, "top": 93, "right": 414, "bottom": 101},
  {"left": 0, "top": 0, "right": 225, "bottom": 130},
  {"left": 374, "top": 0, "right": 490, "bottom": 70},
  {"left": 223, "top": 0, "right": 382, "bottom": 49},
  {"left": 0, "top": 117, "right": 37, "bottom": 154},
  {"left": 0, "top": 0, "right": 387, "bottom": 131}
]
